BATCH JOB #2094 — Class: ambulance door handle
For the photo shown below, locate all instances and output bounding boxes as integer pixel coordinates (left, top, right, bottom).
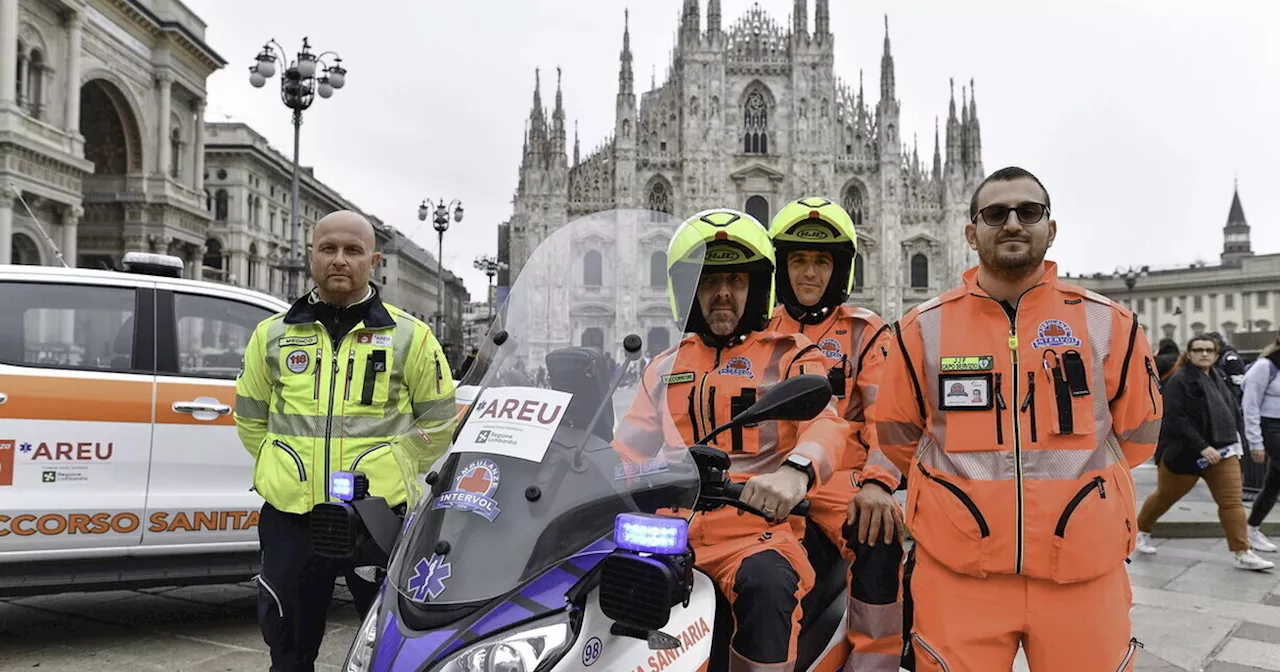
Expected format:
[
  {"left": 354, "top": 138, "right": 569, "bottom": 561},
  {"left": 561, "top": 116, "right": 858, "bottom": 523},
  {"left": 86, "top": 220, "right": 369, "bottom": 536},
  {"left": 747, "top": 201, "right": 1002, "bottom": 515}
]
[{"left": 173, "top": 398, "right": 232, "bottom": 421}]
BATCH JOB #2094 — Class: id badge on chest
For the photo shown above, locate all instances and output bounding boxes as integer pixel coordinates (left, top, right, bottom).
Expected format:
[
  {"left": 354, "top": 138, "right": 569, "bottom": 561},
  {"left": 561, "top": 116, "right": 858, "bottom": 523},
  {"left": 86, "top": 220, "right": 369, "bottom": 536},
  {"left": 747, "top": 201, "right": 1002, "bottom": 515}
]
[{"left": 938, "top": 373, "right": 994, "bottom": 411}]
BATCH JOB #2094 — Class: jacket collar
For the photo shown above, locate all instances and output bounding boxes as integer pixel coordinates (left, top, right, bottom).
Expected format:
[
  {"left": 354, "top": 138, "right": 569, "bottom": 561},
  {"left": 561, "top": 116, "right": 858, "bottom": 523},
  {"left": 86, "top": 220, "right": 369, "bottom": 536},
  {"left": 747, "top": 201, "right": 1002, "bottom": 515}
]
[
  {"left": 961, "top": 260, "right": 1060, "bottom": 300},
  {"left": 283, "top": 283, "right": 395, "bottom": 328}
]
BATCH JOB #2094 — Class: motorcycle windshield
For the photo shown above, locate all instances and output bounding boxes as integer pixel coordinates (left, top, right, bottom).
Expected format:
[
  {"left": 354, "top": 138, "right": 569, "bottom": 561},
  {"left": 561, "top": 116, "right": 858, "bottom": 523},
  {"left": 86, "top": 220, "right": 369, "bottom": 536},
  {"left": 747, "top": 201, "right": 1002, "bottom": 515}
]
[{"left": 387, "top": 209, "right": 705, "bottom": 607}]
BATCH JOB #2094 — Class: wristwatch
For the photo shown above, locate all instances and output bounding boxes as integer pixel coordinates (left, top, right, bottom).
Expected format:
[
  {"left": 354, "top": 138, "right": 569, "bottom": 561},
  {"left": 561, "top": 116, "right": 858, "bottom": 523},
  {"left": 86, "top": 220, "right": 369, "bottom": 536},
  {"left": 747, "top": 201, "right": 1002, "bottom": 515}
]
[{"left": 782, "top": 454, "right": 816, "bottom": 490}]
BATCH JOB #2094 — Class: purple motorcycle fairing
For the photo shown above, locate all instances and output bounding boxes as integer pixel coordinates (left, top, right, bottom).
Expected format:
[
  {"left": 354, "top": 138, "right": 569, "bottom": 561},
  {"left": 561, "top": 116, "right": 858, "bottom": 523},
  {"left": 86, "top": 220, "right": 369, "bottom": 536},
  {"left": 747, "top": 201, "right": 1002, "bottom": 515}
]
[{"left": 370, "top": 537, "right": 617, "bottom": 671}]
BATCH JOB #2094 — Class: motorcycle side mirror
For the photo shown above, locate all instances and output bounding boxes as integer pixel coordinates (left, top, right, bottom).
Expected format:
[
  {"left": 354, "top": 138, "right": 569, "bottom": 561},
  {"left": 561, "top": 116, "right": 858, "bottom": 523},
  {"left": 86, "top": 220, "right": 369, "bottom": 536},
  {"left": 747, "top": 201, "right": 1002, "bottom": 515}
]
[{"left": 698, "top": 375, "right": 833, "bottom": 446}]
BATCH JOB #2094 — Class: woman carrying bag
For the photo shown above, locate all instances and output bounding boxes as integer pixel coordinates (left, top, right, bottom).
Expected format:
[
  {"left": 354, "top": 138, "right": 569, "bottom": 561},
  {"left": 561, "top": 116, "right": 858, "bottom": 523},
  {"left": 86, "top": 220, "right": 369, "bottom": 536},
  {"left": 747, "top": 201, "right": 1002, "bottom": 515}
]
[
  {"left": 1240, "top": 337, "right": 1280, "bottom": 553},
  {"left": 1134, "top": 336, "right": 1275, "bottom": 570}
]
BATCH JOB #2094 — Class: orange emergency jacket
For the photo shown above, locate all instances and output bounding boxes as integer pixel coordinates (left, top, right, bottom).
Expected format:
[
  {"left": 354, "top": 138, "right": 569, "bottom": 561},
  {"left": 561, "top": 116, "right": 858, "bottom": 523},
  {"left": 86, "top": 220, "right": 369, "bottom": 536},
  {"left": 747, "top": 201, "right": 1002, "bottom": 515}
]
[
  {"left": 871, "top": 262, "right": 1163, "bottom": 584},
  {"left": 615, "top": 329, "right": 850, "bottom": 494},
  {"left": 769, "top": 305, "right": 901, "bottom": 493}
]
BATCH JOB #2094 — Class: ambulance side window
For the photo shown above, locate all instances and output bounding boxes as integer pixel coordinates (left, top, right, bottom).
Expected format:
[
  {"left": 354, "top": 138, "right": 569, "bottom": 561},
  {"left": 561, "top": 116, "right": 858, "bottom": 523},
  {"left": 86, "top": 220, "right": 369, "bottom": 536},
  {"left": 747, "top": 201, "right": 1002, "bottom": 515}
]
[
  {"left": 0, "top": 281, "right": 139, "bottom": 372},
  {"left": 172, "top": 293, "right": 274, "bottom": 380}
]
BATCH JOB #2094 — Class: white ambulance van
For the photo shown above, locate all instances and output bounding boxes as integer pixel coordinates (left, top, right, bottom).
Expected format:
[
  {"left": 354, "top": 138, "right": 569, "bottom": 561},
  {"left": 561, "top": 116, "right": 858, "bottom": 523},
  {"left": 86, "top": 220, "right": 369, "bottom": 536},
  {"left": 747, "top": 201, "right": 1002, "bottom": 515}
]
[{"left": 0, "top": 253, "right": 291, "bottom": 596}]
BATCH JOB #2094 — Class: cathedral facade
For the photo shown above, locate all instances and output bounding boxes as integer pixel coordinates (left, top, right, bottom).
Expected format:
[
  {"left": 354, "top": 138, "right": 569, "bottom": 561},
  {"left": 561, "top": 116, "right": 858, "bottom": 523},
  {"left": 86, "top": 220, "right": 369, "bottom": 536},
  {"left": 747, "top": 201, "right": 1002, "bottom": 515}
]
[{"left": 504, "top": 0, "right": 986, "bottom": 357}]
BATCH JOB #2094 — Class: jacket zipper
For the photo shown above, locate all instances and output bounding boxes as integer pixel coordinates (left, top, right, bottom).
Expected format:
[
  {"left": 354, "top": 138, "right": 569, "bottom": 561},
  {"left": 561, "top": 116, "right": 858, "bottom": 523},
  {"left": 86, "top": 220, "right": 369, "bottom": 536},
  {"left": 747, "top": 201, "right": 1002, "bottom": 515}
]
[
  {"left": 272, "top": 439, "right": 307, "bottom": 482},
  {"left": 994, "top": 372, "right": 1006, "bottom": 445},
  {"left": 1054, "top": 476, "right": 1106, "bottom": 537},
  {"left": 708, "top": 386, "right": 718, "bottom": 443},
  {"left": 976, "top": 286, "right": 1042, "bottom": 575},
  {"left": 1116, "top": 638, "right": 1142, "bottom": 671},
  {"left": 322, "top": 332, "right": 348, "bottom": 502},
  {"left": 1144, "top": 356, "right": 1159, "bottom": 413},
  {"left": 313, "top": 347, "right": 322, "bottom": 399},
  {"left": 911, "top": 633, "right": 950, "bottom": 672},
  {"left": 350, "top": 442, "right": 391, "bottom": 472},
  {"left": 1021, "top": 371, "right": 1038, "bottom": 442},
  {"left": 917, "top": 463, "right": 990, "bottom": 537},
  {"left": 344, "top": 350, "right": 356, "bottom": 400}
]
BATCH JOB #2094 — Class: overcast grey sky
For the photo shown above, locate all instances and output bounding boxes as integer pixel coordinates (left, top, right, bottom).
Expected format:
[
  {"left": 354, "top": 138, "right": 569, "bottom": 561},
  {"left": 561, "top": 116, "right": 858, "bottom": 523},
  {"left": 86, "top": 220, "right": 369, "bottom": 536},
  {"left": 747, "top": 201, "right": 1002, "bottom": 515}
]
[{"left": 185, "top": 0, "right": 1279, "bottom": 297}]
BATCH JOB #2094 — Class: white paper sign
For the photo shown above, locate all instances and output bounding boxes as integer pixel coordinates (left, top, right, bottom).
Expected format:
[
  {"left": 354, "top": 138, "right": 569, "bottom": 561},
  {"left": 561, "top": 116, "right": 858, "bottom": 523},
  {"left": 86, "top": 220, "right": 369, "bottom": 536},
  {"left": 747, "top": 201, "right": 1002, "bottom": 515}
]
[{"left": 452, "top": 386, "right": 573, "bottom": 463}]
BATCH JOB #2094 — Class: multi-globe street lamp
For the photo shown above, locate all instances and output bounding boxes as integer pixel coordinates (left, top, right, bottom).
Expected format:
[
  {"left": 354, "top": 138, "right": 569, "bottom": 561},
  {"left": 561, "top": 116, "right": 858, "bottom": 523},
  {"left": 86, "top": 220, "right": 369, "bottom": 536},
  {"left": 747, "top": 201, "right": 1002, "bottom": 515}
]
[
  {"left": 418, "top": 198, "right": 464, "bottom": 341},
  {"left": 473, "top": 254, "right": 508, "bottom": 324},
  {"left": 248, "top": 38, "right": 348, "bottom": 301}
]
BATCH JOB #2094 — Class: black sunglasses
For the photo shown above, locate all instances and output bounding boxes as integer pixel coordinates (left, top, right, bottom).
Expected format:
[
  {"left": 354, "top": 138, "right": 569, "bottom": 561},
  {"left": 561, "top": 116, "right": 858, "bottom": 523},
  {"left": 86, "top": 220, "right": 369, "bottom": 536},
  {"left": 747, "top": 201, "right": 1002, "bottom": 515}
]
[{"left": 973, "top": 202, "right": 1049, "bottom": 227}]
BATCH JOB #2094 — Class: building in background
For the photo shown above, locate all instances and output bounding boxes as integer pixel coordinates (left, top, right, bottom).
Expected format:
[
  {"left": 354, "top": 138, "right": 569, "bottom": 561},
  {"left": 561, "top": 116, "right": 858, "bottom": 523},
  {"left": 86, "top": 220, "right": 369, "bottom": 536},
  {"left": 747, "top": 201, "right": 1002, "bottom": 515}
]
[
  {"left": 504, "top": 0, "right": 987, "bottom": 353},
  {"left": 1068, "top": 184, "right": 1280, "bottom": 354},
  {"left": 1, "top": 0, "right": 223, "bottom": 271},
  {"left": 201, "top": 121, "right": 468, "bottom": 363}
]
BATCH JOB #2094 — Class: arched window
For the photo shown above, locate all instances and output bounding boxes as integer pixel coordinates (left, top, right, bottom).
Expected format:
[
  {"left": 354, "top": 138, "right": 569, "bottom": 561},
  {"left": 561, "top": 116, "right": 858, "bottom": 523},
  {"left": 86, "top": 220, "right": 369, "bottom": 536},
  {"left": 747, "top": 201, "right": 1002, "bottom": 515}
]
[
  {"left": 647, "top": 179, "right": 671, "bottom": 221},
  {"left": 25, "top": 49, "right": 44, "bottom": 118},
  {"left": 743, "top": 90, "right": 769, "bottom": 154},
  {"left": 745, "top": 196, "right": 769, "bottom": 227},
  {"left": 169, "top": 126, "right": 183, "bottom": 178},
  {"left": 842, "top": 183, "right": 865, "bottom": 227},
  {"left": 581, "top": 327, "right": 605, "bottom": 352},
  {"left": 214, "top": 189, "right": 228, "bottom": 221},
  {"left": 646, "top": 327, "right": 670, "bottom": 357},
  {"left": 910, "top": 253, "right": 929, "bottom": 289},
  {"left": 853, "top": 251, "right": 865, "bottom": 291},
  {"left": 202, "top": 238, "right": 223, "bottom": 271},
  {"left": 11, "top": 233, "right": 41, "bottom": 265},
  {"left": 649, "top": 251, "right": 666, "bottom": 288},
  {"left": 583, "top": 250, "right": 603, "bottom": 286}
]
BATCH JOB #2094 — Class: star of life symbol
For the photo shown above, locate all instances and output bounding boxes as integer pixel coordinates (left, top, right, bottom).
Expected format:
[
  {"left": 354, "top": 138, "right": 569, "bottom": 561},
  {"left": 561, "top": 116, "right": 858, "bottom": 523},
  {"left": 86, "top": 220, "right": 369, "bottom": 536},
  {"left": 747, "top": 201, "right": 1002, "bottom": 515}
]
[
  {"left": 19, "top": 442, "right": 31, "bottom": 453},
  {"left": 406, "top": 554, "right": 452, "bottom": 601}
]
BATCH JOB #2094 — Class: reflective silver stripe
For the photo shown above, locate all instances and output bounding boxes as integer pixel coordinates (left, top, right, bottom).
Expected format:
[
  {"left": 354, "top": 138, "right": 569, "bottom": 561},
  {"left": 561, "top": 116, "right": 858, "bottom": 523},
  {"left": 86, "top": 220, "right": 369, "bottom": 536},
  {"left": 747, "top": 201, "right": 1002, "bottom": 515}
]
[
  {"left": 792, "top": 435, "right": 835, "bottom": 484},
  {"left": 917, "top": 307, "right": 947, "bottom": 452},
  {"left": 235, "top": 394, "right": 269, "bottom": 420},
  {"left": 1084, "top": 299, "right": 1115, "bottom": 437},
  {"left": 1121, "top": 418, "right": 1161, "bottom": 445},
  {"left": 263, "top": 319, "right": 288, "bottom": 415},
  {"left": 729, "top": 445, "right": 787, "bottom": 475},
  {"left": 268, "top": 411, "right": 414, "bottom": 439},
  {"left": 918, "top": 444, "right": 1121, "bottom": 481},
  {"left": 616, "top": 419, "right": 664, "bottom": 457},
  {"left": 847, "top": 594, "right": 903, "bottom": 639},
  {"left": 865, "top": 448, "right": 902, "bottom": 478},
  {"left": 384, "top": 313, "right": 420, "bottom": 411},
  {"left": 413, "top": 398, "right": 456, "bottom": 422},
  {"left": 877, "top": 421, "right": 923, "bottom": 446},
  {"left": 254, "top": 574, "right": 284, "bottom": 618},
  {"left": 845, "top": 653, "right": 902, "bottom": 671}
]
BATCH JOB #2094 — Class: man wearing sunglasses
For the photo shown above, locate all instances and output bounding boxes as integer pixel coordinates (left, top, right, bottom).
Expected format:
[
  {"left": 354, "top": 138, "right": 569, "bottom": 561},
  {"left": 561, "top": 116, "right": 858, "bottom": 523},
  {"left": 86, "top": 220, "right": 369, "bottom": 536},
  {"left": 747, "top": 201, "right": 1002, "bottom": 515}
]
[{"left": 871, "top": 166, "right": 1163, "bottom": 671}]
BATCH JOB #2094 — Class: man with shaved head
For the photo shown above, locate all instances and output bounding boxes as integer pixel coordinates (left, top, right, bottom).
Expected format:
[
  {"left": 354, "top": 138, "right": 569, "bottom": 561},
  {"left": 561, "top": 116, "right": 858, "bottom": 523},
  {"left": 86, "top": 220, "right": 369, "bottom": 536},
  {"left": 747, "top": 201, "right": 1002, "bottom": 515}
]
[{"left": 235, "top": 208, "right": 457, "bottom": 671}]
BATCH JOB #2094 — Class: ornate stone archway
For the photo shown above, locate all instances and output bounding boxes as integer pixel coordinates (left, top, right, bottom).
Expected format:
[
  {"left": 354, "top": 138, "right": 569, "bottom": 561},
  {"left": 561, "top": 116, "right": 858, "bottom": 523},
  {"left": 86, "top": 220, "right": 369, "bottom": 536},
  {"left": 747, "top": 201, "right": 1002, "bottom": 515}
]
[{"left": 79, "top": 79, "right": 144, "bottom": 175}]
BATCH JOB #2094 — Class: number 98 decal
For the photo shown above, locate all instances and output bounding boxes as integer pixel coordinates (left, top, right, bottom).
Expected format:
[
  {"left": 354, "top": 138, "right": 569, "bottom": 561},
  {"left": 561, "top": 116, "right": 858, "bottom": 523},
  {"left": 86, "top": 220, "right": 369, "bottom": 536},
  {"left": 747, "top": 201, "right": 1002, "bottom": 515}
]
[{"left": 581, "top": 636, "right": 602, "bottom": 666}]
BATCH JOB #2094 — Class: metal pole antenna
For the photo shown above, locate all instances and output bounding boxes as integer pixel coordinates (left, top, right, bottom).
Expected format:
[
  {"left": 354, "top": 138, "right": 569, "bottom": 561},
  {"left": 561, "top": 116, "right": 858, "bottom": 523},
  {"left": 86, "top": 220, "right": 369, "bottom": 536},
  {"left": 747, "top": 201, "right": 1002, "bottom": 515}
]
[
  {"left": 437, "top": 230, "right": 446, "bottom": 339},
  {"left": 288, "top": 108, "right": 303, "bottom": 300}
]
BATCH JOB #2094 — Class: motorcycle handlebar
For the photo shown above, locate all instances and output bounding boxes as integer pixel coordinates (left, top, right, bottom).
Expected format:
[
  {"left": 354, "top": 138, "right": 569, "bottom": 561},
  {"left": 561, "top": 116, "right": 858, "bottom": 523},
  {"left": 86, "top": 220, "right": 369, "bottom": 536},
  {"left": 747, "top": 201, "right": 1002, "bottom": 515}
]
[{"left": 722, "top": 481, "right": 811, "bottom": 519}]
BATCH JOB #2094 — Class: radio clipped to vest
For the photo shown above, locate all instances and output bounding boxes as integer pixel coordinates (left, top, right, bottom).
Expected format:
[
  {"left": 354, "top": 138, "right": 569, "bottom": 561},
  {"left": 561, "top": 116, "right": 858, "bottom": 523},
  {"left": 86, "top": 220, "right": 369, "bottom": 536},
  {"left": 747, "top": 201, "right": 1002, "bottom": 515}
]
[{"left": 826, "top": 354, "right": 849, "bottom": 400}]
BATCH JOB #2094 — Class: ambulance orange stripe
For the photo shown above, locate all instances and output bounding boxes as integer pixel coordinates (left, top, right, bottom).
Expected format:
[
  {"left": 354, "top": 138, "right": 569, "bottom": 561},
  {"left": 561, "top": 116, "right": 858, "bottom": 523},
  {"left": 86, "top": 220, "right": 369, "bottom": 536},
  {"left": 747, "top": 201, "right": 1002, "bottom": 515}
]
[
  {"left": 155, "top": 382, "right": 238, "bottom": 427},
  {"left": 1, "top": 375, "right": 151, "bottom": 423}
]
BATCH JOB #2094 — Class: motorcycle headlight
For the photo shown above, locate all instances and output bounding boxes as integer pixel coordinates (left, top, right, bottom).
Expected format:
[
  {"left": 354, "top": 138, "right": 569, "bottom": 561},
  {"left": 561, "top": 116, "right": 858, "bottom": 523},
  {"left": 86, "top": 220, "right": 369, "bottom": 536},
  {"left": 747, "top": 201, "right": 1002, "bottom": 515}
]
[
  {"left": 436, "top": 612, "right": 573, "bottom": 672},
  {"left": 341, "top": 591, "right": 383, "bottom": 672}
]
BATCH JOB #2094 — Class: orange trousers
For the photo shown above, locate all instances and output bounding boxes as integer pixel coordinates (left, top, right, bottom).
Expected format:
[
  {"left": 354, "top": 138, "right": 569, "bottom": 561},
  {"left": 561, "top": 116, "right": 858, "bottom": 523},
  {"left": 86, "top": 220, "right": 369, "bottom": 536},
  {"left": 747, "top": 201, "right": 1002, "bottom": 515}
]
[
  {"left": 907, "top": 546, "right": 1140, "bottom": 672},
  {"left": 691, "top": 507, "right": 816, "bottom": 670},
  {"left": 808, "top": 470, "right": 905, "bottom": 671}
]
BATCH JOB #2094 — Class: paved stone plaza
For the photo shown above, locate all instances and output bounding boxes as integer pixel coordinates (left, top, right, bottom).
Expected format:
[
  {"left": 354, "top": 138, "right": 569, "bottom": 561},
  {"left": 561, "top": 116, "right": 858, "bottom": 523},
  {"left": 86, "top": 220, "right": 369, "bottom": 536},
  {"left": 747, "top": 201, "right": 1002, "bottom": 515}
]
[{"left": 2, "top": 465, "right": 1278, "bottom": 671}]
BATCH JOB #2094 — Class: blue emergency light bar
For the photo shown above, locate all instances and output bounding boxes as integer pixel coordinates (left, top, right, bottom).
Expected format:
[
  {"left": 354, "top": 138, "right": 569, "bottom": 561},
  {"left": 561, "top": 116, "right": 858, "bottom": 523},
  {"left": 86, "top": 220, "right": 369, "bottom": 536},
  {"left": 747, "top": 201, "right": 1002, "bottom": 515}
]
[
  {"left": 613, "top": 513, "right": 688, "bottom": 555},
  {"left": 331, "top": 471, "right": 369, "bottom": 502}
]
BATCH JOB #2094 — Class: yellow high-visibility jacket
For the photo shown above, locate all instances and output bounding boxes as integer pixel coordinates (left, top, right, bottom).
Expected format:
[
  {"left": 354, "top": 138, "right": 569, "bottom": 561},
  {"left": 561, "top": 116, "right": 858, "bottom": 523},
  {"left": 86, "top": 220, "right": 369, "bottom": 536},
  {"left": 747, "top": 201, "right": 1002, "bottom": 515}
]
[{"left": 234, "top": 289, "right": 456, "bottom": 514}]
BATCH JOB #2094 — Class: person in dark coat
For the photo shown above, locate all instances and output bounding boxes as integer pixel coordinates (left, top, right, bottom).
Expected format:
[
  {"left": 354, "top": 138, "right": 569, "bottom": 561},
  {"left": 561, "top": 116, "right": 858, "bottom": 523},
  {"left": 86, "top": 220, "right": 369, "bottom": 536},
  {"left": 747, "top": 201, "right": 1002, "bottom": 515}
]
[
  {"left": 1133, "top": 335, "right": 1274, "bottom": 570},
  {"left": 1155, "top": 338, "right": 1180, "bottom": 383}
]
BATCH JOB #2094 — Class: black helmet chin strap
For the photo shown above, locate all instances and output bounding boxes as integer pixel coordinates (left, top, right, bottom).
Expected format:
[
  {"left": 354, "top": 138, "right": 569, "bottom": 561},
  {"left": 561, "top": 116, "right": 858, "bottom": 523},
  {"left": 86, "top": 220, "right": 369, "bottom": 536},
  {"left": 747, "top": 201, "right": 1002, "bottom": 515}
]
[{"left": 785, "top": 302, "right": 833, "bottom": 326}]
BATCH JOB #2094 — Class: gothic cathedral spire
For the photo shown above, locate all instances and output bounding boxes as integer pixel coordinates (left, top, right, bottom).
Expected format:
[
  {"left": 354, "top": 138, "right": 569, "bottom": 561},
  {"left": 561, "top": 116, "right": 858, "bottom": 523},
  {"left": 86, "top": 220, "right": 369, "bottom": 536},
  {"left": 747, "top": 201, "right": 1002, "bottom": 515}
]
[
  {"left": 618, "top": 9, "right": 633, "bottom": 97},
  {"left": 880, "top": 15, "right": 895, "bottom": 103}
]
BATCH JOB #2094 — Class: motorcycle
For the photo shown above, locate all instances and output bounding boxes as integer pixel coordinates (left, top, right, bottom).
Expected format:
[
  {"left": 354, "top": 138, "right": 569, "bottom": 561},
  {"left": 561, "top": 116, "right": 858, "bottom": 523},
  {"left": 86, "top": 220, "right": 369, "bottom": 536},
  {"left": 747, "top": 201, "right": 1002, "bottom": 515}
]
[{"left": 309, "top": 209, "right": 861, "bottom": 672}]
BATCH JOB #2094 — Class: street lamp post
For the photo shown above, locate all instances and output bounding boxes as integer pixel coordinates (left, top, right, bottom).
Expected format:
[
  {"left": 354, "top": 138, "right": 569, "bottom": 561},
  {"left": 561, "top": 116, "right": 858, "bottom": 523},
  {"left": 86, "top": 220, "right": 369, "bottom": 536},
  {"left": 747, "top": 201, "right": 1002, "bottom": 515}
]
[
  {"left": 418, "top": 198, "right": 464, "bottom": 342},
  {"left": 473, "top": 254, "right": 508, "bottom": 325},
  {"left": 248, "top": 38, "right": 348, "bottom": 301},
  {"left": 1115, "top": 265, "right": 1149, "bottom": 293}
]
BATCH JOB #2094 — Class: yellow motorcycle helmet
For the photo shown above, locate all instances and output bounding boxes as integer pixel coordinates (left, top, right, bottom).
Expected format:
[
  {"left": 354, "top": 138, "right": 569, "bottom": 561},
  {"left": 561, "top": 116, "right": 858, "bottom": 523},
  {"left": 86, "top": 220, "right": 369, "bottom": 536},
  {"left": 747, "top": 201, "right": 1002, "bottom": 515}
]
[
  {"left": 667, "top": 208, "right": 776, "bottom": 338},
  {"left": 768, "top": 197, "right": 858, "bottom": 317}
]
